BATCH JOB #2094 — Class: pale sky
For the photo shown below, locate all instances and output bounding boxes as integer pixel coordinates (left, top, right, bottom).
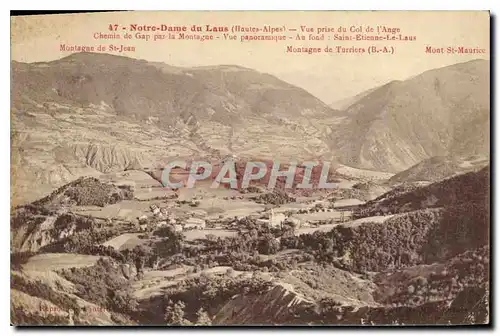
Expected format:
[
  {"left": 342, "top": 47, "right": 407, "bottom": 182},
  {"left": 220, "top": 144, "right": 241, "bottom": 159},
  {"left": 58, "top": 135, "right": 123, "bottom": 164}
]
[{"left": 11, "top": 11, "right": 490, "bottom": 103}]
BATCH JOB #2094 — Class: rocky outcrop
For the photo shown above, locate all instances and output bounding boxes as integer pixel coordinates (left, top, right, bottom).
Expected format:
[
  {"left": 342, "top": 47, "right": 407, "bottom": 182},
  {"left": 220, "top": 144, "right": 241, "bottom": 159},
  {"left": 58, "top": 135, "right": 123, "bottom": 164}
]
[
  {"left": 213, "top": 284, "right": 312, "bottom": 325},
  {"left": 11, "top": 208, "right": 94, "bottom": 253},
  {"left": 120, "top": 263, "right": 138, "bottom": 280},
  {"left": 71, "top": 143, "right": 146, "bottom": 173},
  {"left": 11, "top": 215, "right": 61, "bottom": 253}
]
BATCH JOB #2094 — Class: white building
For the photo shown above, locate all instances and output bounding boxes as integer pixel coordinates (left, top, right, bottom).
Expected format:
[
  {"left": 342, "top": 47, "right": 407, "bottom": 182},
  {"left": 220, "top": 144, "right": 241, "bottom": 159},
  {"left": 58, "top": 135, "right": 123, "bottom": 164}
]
[
  {"left": 256, "top": 210, "right": 287, "bottom": 228},
  {"left": 269, "top": 209, "right": 286, "bottom": 228},
  {"left": 150, "top": 204, "right": 160, "bottom": 215},
  {"left": 256, "top": 218, "right": 270, "bottom": 226}
]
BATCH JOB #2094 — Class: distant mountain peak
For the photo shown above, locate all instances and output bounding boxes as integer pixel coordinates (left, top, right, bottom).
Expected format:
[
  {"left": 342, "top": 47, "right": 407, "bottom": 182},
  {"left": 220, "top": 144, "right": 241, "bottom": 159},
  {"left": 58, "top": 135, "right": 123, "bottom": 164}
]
[{"left": 329, "top": 60, "right": 489, "bottom": 173}]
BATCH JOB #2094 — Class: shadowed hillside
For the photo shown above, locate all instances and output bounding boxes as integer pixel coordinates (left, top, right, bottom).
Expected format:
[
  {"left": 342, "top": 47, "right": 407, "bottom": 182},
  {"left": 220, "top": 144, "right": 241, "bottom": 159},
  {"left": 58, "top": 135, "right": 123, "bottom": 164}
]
[
  {"left": 388, "top": 155, "right": 489, "bottom": 184},
  {"left": 330, "top": 59, "right": 490, "bottom": 172}
]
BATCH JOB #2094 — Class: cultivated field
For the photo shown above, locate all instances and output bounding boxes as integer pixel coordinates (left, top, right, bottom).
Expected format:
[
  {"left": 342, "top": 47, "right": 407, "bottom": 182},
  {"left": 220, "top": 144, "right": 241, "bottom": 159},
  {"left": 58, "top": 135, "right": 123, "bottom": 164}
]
[
  {"left": 23, "top": 253, "right": 104, "bottom": 271},
  {"left": 183, "top": 229, "right": 238, "bottom": 241},
  {"left": 102, "top": 233, "right": 144, "bottom": 250},
  {"left": 336, "top": 164, "right": 395, "bottom": 180}
]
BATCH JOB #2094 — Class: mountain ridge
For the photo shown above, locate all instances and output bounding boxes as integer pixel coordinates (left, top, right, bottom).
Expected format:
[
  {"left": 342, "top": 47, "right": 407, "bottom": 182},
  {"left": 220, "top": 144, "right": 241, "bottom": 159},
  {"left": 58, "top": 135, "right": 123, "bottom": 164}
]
[
  {"left": 11, "top": 52, "right": 338, "bottom": 205},
  {"left": 11, "top": 54, "right": 490, "bottom": 205},
  {"left": 329, "top": 58, "right": 489, "bottom": 172}
]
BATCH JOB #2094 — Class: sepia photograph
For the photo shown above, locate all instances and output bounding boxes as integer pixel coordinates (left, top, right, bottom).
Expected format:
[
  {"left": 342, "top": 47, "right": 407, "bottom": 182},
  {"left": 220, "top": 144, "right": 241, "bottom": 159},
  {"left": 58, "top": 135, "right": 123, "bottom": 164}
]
[{"left": 9, "top": 10, "right": 490, "bottom": 326}]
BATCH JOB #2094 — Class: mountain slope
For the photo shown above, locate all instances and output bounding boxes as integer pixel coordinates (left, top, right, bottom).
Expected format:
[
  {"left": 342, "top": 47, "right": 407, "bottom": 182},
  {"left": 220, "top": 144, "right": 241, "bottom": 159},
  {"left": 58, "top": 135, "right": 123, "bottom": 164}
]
[
  {"left": 11, "top": 53, "right": 336, "bottom": 205},
  {"left": 12, "top": 53, "right": 333, "bottom": 125},
  {"left": 359, "top": 165, "right": 489, "bottom": 216},
  {"left": 388, "top": 155, "right": 489, "bottom": 184},
  {"left": 330, "top": 59, "right": 490, "bottom": 172},
  {"left": 329, "top": 85, "right": 380, "bottom": 110}
]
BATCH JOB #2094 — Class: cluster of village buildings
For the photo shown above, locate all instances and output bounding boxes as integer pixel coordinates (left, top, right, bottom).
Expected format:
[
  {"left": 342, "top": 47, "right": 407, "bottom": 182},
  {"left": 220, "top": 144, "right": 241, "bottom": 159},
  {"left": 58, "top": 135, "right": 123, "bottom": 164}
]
[
  {"left": 137, "top": 204, "right": 206, "bottom": 233},
  {"left": 135, "top": 201, "right": 354, "bottom": 234}
]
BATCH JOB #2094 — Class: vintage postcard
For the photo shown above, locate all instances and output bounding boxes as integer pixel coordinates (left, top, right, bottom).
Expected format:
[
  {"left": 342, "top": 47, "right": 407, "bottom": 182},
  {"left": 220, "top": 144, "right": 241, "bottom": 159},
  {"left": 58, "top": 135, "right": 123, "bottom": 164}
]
[{"left": 10, "top": 11, "right": 490, "bottom": 326}]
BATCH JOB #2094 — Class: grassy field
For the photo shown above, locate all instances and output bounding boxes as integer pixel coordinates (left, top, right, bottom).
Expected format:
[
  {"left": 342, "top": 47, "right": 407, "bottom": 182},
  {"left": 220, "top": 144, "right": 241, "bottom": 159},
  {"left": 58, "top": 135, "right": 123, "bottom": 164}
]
[
  {"left": 102, "top": 233, "right": 144, "bottom": 250},
  {"left": 294, "top": 211, "right": 346, "bottom": 222},
  {"left": 73, "top": 200, "right": 163, "bottom": 221},
  {"left": 134, "top": 189, "right": 173, "bottom": 201},
  {"left": 294, "top": 214, "right": 395, "bottom": 235},
  {"left": 296, "top": 223, "right": 341, "bottom": 235},
  {"left": 333, "top": 198, "right": 365, "bottom": 207},
  {"left": 340, "top": 214, "right": 395, "bottom": 228},
  {"left": 197, "top": 197, "right": 266, "bottom": 219},
  {"left": 336, "top": 164, "right": 395, "bottom": 180},
  {"left": 100, "top": 170, "right": 163, "bottom": 189},
  {"left": 23, "top": 253, "right": 104, "bottom": 271},
  {"left": 183, "top": 229, "right": 238, "bottom": 241}
]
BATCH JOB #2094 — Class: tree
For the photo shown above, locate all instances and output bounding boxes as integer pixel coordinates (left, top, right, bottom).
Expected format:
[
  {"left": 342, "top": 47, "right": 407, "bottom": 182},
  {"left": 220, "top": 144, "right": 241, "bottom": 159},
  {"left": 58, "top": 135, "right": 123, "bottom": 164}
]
[
  {"left": 226, "top": 268, "right": 235, "bottom": 277},
  {"left": 112, "top": 289, "right": 138, "bottom": 313},
  {"left": 164, "top": 300, "right": 191, "bottom": 326},
  {"left": 195, "top": 307, "right": 212, "bottom": 326},
  {"left": 258, "top": 234, "right": 279, "bottom": 255},
  {"left": 153, "top": 231, "right": 184, "bottom": 257}
]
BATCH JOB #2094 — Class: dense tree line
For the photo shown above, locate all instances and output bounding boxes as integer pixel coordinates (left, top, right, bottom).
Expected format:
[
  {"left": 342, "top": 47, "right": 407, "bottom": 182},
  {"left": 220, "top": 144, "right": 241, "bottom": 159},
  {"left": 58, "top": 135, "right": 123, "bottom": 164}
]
[
  {"left": 281, "top": 209, "right": 444, "bottom": 272},
  {"left": 34, "top": 177, "right": 134, "bottom": 208},
  {"left": 10, "top": 205, "right": 50, "bottom": 231},
  {"left": 52, "top": 213, "right": 94, "bottom": 236},
  {"left": 251, "top": 190, "right": 296, "bottom": 205},
  {"left": 423, "top": 204, "right": 489, "bottom": 262},
  {"left": 11, "top": 307, "right": 68, "bottom": 326},
  {"left": 40, "top": 226, "right": 120, "bottom": 255},
  {"left": 57, "top": 258, "right": 138, "bottom": 316},
  {"left": 355, "top": 166, "right": 489, "bottom": 218},
  {"left": 380, "top": 246, "right": 489, "bottom": 308},
  {"left": 11, "top": 273, "right": 81, "bottom": 315}
]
